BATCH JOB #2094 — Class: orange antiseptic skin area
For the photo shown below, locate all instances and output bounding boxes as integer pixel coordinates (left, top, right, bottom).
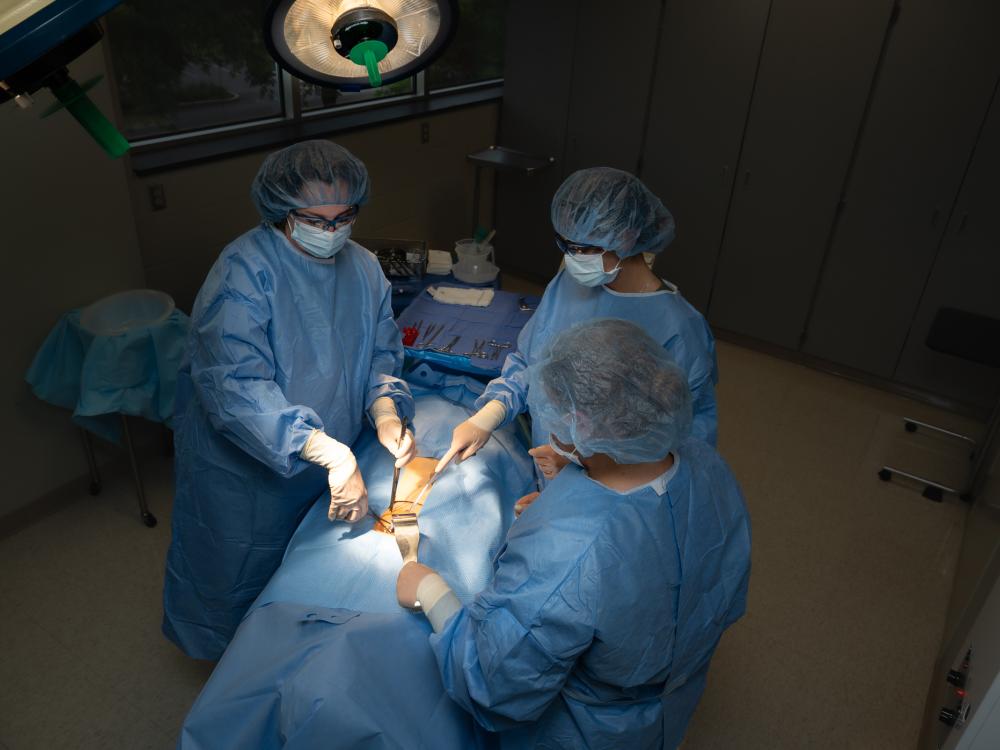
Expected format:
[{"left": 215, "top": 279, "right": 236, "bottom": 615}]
[{"left": 373, "top": 457, "right": 438, "bottom": 534}]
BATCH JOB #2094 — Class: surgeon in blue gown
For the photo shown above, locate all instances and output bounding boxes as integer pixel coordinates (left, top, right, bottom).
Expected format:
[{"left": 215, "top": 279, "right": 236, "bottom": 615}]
[
  {"left": 163, "top": 140, "right": 416, "bottom": 660},
  {"left": 399, "top": 318, "right": 750, "bottom": 749},
  {"left": 439, "top": 167, "right": 719, "bottom": 484}
]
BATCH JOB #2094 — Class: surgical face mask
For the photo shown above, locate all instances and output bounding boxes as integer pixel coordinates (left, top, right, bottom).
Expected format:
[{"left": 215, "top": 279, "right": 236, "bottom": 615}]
[
  {"left": 564, "top": 250, "right": 621, "bottom": 287},
  {"left": 290, "top": 218, "right": 351, "bottom": 259},
  {"left": 549, "top": 435, "right": 582, "bottom": 466}
]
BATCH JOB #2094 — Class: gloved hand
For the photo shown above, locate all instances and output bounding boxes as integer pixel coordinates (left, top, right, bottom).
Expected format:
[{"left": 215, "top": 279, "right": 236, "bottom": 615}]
[
  {"left": 396, "top": 561, "right": 436, "bottom": 609},
  {"left": 528, "top": 444, "right": 569, "bottom": 480},
  {"left": 301, "top": 430, "right": 368, "bottom": 523},
  {"left": 436, "top": 400, "right": 507, "bottom": 473},
  {"left": 372, "top": 397, "right": 416, "bottom": 469},
  {"left": 514, "top": 491, "right": 540, "bottom": 517}
]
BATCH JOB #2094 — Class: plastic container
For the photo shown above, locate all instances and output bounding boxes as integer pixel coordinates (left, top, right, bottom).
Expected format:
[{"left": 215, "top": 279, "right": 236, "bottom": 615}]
[
  {"left": 454, "top": 238, "right": 494, "bottom": 264},
  {"left": 80, "top": 289, "right": 175, "bottom": 336},
  {"left": 453, "top": 238, "right": 498, "bottom": 283},
  {"left": 453, "top": 259, "right": 500, "bottom": 284}
]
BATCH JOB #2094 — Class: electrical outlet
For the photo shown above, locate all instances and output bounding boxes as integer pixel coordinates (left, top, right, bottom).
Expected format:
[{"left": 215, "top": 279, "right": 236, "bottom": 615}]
[
  {"left": 148, "top": 184, "right": 167, "bottom": 211},
  {"left": 420, "top": 121, "right": 430, "bottom": 144}
]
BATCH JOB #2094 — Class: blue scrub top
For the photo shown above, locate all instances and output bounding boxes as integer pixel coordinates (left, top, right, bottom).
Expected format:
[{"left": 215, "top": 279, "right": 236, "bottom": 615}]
[
  {"left": 430, "top": 438, "right": 751, "bottom": 749},
  {"left": 162, "top": 225, "right": 413, "bottom": 660},
  {"left": 479, "top": 269, "right": 719, "bottom": 449}
]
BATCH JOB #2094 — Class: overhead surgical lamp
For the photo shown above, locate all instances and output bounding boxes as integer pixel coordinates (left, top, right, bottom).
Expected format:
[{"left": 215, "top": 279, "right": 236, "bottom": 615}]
[
  {"left": 0, "top": 0, "right": 129, "bottom": 157},
  {"left": 264, "top": 0, "right": 458, "bottom": 90}
]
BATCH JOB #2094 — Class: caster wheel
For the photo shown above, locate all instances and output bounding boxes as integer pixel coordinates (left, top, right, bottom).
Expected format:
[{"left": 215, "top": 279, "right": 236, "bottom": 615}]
[
  {"left": 904, "top": 421, "right": 917, "bottom": 433},
  {"left": 142, "top": 512, "right": 158, "bottom": 528},
  {"left": 88, "top": 481, "right": 102, "bottom": 496},
  {"left": 878, "top": 469, "right": 892, "bottom": 482},
  {"left": 960, "top": 493, "right": 974, "bottom": 503}
]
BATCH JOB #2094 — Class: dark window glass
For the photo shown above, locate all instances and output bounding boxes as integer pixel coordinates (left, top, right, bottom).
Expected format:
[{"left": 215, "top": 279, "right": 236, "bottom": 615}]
[
  {"left": 301, "top": 77, "right": 415, "bottom": 111},
  {"left": 428, "top": 0, "right": 507, "bottom": 90},
  {"left": 105, "top": 0, "right": 282, "bottom": 140}
]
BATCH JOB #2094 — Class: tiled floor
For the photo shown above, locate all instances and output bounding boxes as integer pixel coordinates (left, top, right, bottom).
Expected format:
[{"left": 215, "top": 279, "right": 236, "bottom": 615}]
[{"left": 0, "top": 341, "right": 979, "bottom": 749}]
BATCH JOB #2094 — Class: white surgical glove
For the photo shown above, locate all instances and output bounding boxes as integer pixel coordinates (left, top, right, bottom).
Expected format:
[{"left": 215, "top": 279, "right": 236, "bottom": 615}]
[
  {"left": 528, "top": 444, "right": 568, "bottom": 480},
  {"left": 301, "top": 430, "right": 368, "bottom": 522},
  {"left": 371, "top": 397, "right": 416, "bottom": 469},
  {"left": 435, "top": 400, "right": 506, "bottom": 473}
]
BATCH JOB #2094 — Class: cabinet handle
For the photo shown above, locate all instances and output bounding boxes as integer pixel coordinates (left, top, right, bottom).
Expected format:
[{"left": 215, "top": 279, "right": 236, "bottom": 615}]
[
  {"left": 958, "top": 213, "right": 969, "bottom": 234},
  {"left": 931, "top": 207, "right": 941, "bottom": 228},
  {"left": 743, "top": 170, "right": 751, "bottom": 187}
]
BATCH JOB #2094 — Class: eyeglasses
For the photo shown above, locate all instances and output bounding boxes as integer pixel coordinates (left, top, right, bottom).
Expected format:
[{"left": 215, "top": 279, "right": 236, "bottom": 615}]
[
  {"left": 291, "top": 206, "right": 359, "bottom": 232},
  {"left": 554, "top": 234, "right": 603, "bottom": 256}
]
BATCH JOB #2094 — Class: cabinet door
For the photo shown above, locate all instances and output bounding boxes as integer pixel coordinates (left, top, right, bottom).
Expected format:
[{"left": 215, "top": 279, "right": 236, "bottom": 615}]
[
  {"left": 640, "top": 0, "right": 772, "bottom": 312},
  {"left": 707, "top": 0, "right": 896, "bottom": 348},
  {"left": 494, "top": 0, "right": 578, "bottom": 281},
  {"left": 802, "top": 0, "right": 1000, "bottom": 378},
  {"left": 893, "top": 82, "right": 1000, "bottom": 410}
]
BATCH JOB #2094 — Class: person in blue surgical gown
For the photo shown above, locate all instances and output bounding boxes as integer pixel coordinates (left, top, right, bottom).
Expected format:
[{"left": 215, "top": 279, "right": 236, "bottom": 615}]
[
  {"left": 439, "top": 167, "right": 719, "bottom": 485},
  {"left": 162, "top": 140, "right": 416, "bottom": 661},
  {"left": 399, "top": 318, "right": 750, "bottom": 749}
]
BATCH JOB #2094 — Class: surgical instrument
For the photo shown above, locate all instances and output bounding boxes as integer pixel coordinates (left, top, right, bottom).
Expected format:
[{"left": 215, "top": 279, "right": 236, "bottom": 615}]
[
  {"left": 421, "top": 324, "right": 443, "bottom": 347},
  {"left": 388, "top": 416, "right": 409, "bottom": 514},
  {"left": 439, "top": 335, "right": 460, "bottom": 354},
  {"left": 392, "top": 512, "right": 419, "bottom": 565}
]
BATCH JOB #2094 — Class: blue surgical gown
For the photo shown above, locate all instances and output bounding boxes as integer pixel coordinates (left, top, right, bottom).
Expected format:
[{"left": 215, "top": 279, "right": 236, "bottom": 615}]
[
  {"left": 162, "top": 225, "right": 414, "bottom": 660},
  {"left": 479, "top": 270, "right": 719, "bottom": 448},
  {"left": 430, "top": 438, "right": 751, "bottom": 749}
]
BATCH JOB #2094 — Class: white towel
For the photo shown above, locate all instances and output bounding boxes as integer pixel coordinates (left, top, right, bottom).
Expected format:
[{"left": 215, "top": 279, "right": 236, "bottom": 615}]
[
  {"left": 426, "top": 249, "right": 453, "bottom": 275},
  {"left": 427, "top": 286, "right": 495, "bottom": 307}
]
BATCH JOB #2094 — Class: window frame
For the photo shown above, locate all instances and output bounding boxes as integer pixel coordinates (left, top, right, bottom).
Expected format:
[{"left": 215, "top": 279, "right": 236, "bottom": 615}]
[{"left": 101, "top": 27, "right": 504, "bottom": 176}]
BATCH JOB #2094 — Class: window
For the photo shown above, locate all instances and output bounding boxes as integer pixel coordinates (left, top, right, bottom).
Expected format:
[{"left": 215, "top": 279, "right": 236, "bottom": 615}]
[
  {"left": 104, "top": 1, "right": 283, "bottom": 140},
  {"left": 428, "top": 0, "right": 507, "bottom": 90},
  {"left": 103, "top": 0, "right": 507, "bottom": 161},
  {"left": 300, "top": 78, "right": 416, "bottom": 113}
]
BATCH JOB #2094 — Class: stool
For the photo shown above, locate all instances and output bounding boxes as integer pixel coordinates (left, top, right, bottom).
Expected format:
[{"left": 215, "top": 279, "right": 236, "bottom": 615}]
[
  {"left": 26, "top": 289, "right": 190, "bottom": 527},
  {"left": 879, "top": 308, "right": 1000, "bottom": 501},
  {"left": 80, "top": 417, "right": 159, "bottom": 527}
]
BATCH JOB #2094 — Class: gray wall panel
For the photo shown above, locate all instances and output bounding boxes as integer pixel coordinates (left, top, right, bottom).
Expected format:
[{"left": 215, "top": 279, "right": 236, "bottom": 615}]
[
  {"left": 494, "top": 0, "right": 578, "bottom": 280},
  {"left": 562, "top": 1, "right": 662, "bottom": 176},
  {"left": 641, "top": 0, "right": 772, "bottom": 312}
]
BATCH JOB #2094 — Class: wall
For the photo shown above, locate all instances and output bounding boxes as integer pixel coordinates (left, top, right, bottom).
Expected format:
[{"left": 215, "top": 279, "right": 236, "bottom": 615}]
[
  {"left": 0, "top": 44, "right": 145, "bottom": 517},
  {"left": 919, "top": 437, "right": 1000, "bottom": 747},
  {"left": 130, "top": 104, "right": 499, "bottom": 313}
]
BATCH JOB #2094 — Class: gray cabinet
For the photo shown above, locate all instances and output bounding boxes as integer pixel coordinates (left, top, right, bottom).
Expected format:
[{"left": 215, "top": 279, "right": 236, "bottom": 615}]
[
  {"left": 641, "top": 0, "right": 771, "bottom": 312},
  {"left": 707, "top": 0, "right": 896, "bottom": 349},
  {"left": 802, "top": 0, "right": 1000, "bottom": 378},
  {"left": 893, "top": 83, "right": 1000, "bottom": 410}
]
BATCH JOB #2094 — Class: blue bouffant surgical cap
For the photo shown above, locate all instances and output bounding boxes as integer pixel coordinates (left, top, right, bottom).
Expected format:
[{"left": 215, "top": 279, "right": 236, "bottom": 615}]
[
  {"left": 551, "top": 167, "right": 675, "bottom": 258},
  {"left": 251, "top": 139, "right": 370, "bottom": 222},
  {"left": 528, "top": 318, "right": 693, "bottom": 463}
]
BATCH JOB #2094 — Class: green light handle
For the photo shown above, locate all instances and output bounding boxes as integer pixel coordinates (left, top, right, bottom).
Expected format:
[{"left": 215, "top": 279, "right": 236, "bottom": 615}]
[
  {"left": 363, "top": 48, "right": 382, "bottom": 88},
  {"left": 50, "top": 79, "right": 129, "bottom": 159},
  {"left": 348, "top": 40, "right": 388, "bottom": 88}
]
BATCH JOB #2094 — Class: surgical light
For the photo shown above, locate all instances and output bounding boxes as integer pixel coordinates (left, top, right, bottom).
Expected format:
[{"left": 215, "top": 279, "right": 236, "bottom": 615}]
[
  {"left": 0, "top": 0, "right": 129, "bottom": 157},
  {"left": 264, "top": 0, "right": 458, "bottom": 90}
]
